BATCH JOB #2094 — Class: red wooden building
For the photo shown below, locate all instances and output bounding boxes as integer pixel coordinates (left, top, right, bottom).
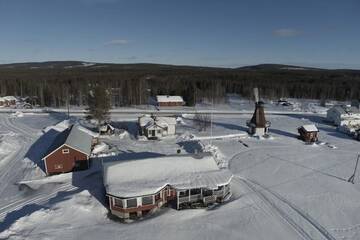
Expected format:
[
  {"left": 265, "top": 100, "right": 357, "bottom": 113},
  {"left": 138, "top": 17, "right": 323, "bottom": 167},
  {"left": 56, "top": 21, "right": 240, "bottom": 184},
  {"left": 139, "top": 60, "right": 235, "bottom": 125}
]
[
  {"left": 42, "top": 126, "right": 93, "bottom": 175},
  {"left": 156, "top": 95, "right": 185, "bottom": 107},
  {"left": 298, "top": 124, "right": 319, "bottom": 143}
]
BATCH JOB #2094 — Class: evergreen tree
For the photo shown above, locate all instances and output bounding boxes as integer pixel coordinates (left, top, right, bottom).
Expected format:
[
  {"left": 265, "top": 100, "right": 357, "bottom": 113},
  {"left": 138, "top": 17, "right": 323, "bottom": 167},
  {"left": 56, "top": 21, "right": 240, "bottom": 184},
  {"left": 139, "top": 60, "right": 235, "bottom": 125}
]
[{"left": 86, "top": 83, "right": 111, "bottom": 127}]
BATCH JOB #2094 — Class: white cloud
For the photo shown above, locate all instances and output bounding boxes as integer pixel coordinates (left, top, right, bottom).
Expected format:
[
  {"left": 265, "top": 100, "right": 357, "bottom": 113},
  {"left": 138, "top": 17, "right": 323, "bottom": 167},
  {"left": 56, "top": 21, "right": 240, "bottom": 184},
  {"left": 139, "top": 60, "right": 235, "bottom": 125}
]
[
  {"left": 104, "top": 39, "right": 129, "bottom": 46},
  {"left": 273, "top": 28, "right": 302, "bottom": 37}
]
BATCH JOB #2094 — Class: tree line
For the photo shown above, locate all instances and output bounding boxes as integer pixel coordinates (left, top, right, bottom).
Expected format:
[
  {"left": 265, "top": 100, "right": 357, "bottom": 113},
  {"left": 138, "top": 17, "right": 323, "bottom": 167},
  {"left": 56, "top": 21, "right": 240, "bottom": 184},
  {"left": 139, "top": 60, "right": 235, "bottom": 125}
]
[{"left": 0, "top": 63, "right": 359, "bottom": 107}]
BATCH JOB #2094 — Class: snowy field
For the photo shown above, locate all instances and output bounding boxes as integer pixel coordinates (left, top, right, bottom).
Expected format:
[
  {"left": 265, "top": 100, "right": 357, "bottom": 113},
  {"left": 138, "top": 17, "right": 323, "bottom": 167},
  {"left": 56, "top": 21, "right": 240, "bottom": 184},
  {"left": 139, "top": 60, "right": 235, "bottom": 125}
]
[{"left": 1, "top": 101, "right": 360, "bottom": 240}]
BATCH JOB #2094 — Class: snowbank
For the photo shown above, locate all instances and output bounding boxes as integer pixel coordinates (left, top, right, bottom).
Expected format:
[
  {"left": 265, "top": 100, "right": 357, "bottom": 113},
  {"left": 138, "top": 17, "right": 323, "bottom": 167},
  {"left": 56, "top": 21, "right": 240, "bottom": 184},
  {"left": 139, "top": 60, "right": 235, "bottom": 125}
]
[
  {"left": 11, "top": 111, "right": 24, "bottom": 118},
  {"left": 43, "top": 119, "right": 71, "bottom": 133},
  {"left": 92, "top": 142, "right": 109, "bottom": 154}
]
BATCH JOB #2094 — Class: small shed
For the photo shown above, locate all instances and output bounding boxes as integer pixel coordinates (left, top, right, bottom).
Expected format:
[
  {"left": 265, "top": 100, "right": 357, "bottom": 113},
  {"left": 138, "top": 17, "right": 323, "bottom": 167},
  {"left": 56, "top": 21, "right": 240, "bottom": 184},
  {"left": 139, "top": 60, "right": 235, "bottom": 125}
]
[
  {"left": 42, "top": 125, "right": 93, "bottom": 175},
  {"left": 99, "top": 123, "right": 115, "bottom": 135},
  {"left": 327, "top": 105, "right": 360, "bottom": 127},
  {"left": 298, "top": 124, "right": 319, "bottom": 143},
  {"left": 156, "top": 95, "right": 185, "bottom": 107},
  {"left": 3, "top": 96, "right": 17, "bottom": 106}
]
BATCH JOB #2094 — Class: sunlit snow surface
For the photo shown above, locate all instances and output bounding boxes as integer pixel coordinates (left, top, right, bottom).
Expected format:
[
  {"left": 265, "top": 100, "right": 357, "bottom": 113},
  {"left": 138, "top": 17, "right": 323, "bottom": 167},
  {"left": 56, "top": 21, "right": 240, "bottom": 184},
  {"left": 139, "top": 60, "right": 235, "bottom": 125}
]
[{"left": 0, "top": 100, "right": 360, "bottom": 240}]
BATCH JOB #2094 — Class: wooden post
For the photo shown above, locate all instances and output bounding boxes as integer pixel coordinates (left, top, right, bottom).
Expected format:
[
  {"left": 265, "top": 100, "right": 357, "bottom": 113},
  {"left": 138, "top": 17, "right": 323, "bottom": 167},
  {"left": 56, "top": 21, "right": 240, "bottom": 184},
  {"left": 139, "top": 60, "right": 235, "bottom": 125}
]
[{"left": 176, "top": 191, "right": 179, "bottom": 210}]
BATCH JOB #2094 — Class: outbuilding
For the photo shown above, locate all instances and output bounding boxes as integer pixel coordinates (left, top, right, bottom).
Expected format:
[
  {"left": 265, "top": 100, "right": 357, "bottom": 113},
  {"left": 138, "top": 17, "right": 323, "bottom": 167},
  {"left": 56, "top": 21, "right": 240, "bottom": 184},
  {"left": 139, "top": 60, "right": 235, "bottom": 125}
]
[
  {"left": 298, "top": 124, "right": 319, "bottom": 143},
  {"left": 156, "top": 95, "right": 185, "bottom": 107},
  {"left": 99, "top": 123, "right": 116, "bottom": 135},
  {"left": 103, "top": 153, "right": 232, "bottom": 221},
  {"left": 138, "top": 115, "right": 176, "bottom": 139},
  {"left": 42, "top": 125, "right": 93, "bottom": 175},
  {"left": 327, "top": 105, "right": 360, "bottom": 127},
  {"left": 0, "top": 96, "right": 17, "bottom": 107}
]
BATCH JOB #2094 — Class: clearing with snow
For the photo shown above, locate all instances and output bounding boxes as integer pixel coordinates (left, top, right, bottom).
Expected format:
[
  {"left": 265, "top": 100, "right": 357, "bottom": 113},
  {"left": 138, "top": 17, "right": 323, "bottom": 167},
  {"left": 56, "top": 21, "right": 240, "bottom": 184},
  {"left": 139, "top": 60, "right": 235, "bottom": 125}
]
[{"left": 0, "top": 100, "right": 360, "bottom": 240}]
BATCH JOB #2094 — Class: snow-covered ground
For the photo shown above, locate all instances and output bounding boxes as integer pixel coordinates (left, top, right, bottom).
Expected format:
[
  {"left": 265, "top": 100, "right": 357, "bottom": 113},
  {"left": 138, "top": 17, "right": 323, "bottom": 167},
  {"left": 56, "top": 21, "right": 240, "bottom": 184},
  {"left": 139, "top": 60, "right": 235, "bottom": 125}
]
[{"left": 1, "top": 101, "right": 360, "bottom": 240}]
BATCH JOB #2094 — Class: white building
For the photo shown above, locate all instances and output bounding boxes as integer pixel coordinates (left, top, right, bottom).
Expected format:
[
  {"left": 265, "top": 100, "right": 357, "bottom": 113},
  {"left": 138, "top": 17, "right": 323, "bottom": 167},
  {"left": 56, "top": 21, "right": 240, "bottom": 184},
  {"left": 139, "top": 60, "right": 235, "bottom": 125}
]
[
  {"left": 327, "top": 105, "right": 360, "bottom": 127},
  {"left": 138, "top": 115, "right": 176, "bottom": 139},
  {"left": 102, "top": 153, "right": 232, "bottom": 220}
]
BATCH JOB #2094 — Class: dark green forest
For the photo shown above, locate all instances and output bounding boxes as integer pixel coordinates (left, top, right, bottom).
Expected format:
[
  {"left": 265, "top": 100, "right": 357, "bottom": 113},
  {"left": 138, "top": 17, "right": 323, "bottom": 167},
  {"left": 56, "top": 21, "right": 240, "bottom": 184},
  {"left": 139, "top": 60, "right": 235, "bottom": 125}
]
[{"left": 0, "top": 62, "right": 359, "bottom": 107}]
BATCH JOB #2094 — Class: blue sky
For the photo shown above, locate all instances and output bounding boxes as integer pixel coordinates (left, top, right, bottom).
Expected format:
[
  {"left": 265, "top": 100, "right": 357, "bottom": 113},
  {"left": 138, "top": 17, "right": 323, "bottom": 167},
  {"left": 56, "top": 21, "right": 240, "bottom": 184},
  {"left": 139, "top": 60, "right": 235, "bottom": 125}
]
[{"left": 0, "top": 0, "right": 359, "bottom": 68}]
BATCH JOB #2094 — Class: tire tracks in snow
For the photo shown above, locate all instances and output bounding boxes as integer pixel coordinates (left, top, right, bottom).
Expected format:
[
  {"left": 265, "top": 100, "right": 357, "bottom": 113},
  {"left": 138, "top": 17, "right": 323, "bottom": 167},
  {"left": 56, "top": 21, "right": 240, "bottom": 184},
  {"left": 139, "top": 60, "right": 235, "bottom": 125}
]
[
  {"left": 235, "top": 176, "right": 337, "bottom": 240},
  {"left": 0, "top": 183, "right": 77, "bottom": 220}
]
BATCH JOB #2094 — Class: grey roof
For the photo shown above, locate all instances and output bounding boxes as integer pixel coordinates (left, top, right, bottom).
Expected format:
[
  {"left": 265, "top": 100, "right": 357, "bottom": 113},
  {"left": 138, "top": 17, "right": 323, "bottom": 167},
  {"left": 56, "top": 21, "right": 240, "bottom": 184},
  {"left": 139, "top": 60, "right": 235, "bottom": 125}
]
[
  {"left": 331, "top": 105, "right": 360, "bottom": 115},
  {"left": 64, "top": 125, "right": 93, "bottom": 156}
]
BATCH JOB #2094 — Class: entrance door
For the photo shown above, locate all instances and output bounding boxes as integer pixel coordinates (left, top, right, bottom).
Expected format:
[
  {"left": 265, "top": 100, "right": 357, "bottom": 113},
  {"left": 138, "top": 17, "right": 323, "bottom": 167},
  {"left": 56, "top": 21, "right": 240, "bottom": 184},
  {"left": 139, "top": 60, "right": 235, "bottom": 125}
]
[{"left": 151, "top": 130, "right": 156, "bottom": 137}]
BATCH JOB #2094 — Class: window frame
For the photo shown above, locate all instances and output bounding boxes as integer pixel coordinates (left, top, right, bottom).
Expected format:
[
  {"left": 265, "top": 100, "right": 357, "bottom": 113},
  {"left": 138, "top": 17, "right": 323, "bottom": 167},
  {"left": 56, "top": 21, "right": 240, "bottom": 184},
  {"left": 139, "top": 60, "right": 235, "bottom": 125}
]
[
  {"left": 114, "top": 198, "right": 123, "bottom": 208},
  {"left": 126, "top": 198, "right": 137, "bottom": 208},
  {"left": 62, "top": 148, "right": 70, "bottom": 154},
  {"left": 142, "top": 196, "right": 153, "bottom": 205}
]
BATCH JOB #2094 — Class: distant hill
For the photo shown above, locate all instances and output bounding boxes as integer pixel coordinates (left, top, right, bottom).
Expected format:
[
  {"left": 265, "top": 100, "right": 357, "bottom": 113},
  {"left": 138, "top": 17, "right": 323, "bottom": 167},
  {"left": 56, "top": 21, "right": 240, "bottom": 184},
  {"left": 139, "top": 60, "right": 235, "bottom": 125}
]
[
  {"left": 0, "top": 61, "right": 359, "bottom": 72},
  {"left": 237, "top": 64, "right": 325, "bottom": 71}
]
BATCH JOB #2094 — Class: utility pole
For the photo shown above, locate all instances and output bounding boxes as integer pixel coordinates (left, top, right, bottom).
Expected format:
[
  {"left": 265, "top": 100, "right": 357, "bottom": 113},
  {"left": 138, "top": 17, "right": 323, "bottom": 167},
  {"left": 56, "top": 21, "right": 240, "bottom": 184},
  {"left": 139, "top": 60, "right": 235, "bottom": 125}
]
[
  {"left": 210, "top": 79, "right": 214, "bottom": 145},
  {"left": 67, "top": 80, "right": 71, "bottom": 119},
  {"left": 348, "top": 154, "right": 360, "bottom": 184}
]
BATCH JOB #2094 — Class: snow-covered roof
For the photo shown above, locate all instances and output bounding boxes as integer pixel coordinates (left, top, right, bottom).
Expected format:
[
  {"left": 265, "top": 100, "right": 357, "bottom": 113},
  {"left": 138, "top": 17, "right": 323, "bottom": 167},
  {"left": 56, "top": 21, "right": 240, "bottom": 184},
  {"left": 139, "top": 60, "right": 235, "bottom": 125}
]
[
  {"left": 300, "top": 124, "right": 319, "bottom": 132},
  {"left": 2, "top": 96, "right": 17, "bottom": 101},
  {"left": 103, "top": 153, "right": 232, "bottom": 198},
  {"left": 329, "top": 105, "right": 360, "bottom": 115},
  {"left": 99, "top": 123, "right": 115, "bottom": 131},
  {"left": 139, "top": 115, "right": 176, "bottom": 128},
  {"left": 156, "top": 95, "right": 184, "bottom": 103}
]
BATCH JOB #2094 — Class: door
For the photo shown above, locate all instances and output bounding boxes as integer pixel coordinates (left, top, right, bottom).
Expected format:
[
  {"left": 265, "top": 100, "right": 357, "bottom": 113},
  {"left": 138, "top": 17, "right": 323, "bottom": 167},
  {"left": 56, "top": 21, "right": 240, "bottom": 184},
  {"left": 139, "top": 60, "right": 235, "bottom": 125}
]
[{"left": 151, "top": 130, "right": 156, "bottom": 137}]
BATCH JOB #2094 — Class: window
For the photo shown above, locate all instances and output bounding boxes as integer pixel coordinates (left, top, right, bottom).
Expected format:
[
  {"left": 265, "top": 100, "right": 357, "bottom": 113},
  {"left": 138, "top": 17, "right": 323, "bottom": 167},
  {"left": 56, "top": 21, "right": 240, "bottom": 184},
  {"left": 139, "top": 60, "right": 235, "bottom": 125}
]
[
  {"left": 54, "top": 164, "right": 63, "bottom": 170},
  {"left": 142, "top": 196, "right": 153, "bottom": 205},
  {"left": 114, "top": 198, "right": 123, "bottom": 208},
  {"left": 157, "top": 130, "right": 161, "bottom": 134},
  {"left": 126, "top": 198, "right": 137, "bottom": 208},
  {"left": 179, "top": 190, "right": 189, "bottom": 197},
  {"left": 155, "top": 192, "right": 161, "bottom": 201},
  {"left": 62, "top": 148, "right": 70, "bottom": 154},
  {"left": 190, "top": 188, "right": 201, "bottom": 195},
  {"left": 202, "top": 189, "right": 213, "bottom": 197}
]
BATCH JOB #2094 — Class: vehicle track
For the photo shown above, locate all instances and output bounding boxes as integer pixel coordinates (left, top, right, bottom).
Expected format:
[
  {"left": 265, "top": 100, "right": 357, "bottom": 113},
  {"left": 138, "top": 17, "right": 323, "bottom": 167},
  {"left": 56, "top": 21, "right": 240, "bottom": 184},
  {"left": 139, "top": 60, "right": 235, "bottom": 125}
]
[
  {"left": 235, "top": 176, "right": 337, "bottom": 240},
  {"left": 0, "top": 183, "right": 77, "bottom": 220}
]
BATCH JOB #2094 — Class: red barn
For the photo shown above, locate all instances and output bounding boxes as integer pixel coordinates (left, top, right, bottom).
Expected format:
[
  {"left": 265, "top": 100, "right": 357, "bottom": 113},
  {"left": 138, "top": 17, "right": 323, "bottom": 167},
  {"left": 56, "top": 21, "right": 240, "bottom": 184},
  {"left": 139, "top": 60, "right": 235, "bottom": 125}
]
[
  {"left": 42, "top": 126, "right": 93, "bottom": 175},
  {"left": 156, "top": 95, "right": 185, "bottom": 107}
]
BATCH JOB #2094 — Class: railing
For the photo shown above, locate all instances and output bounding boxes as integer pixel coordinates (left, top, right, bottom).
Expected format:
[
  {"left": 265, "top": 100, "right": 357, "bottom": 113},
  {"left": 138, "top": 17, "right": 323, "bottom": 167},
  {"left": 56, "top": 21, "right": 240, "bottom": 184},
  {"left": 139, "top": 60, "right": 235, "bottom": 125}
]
[
  {"left": 203, "top": 195, "right": 216, "bottom": 204},
  {"left": 213, "top": 190, "right": 223, "bottom": 197},
  {"left": 178, "top": 196, "right": 189, "bottom": 204},
  {"left": 189, "top": 194, "right": 201, "bottom": 202}
]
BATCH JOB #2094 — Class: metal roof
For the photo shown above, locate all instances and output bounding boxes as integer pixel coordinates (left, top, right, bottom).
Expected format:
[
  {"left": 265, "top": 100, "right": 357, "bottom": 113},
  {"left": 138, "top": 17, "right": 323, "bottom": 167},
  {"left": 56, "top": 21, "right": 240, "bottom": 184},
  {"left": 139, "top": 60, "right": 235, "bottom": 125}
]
[{"left": 64, "top": 125, "right": 93, "bottom": 156}]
